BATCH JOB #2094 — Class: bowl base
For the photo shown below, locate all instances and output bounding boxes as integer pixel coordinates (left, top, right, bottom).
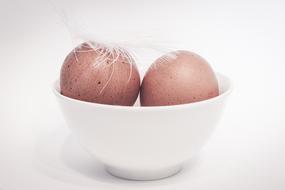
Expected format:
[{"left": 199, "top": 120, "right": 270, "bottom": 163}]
[{"left": 105, "top": 164, "right": 182, "bottom": 181}]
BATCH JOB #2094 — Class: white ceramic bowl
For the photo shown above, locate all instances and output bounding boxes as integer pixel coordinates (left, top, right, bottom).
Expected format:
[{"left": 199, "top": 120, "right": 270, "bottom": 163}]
[{"left": 53, "top": 73, "right": 232, "bottom": 180}]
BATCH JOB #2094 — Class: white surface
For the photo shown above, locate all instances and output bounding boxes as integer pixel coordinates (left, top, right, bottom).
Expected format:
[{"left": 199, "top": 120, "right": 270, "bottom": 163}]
[
  {"left": 53, "top": 74, "right": 231, "bottom": 180},
  {"left": 0, "top": 0, "right": 285, "bottom": 189}
]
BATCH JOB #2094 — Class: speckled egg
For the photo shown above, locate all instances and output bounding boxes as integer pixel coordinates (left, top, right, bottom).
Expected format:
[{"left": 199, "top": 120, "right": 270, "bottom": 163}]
[
  {"left": 60, "top": 42, "right": 140, "bottom": 106},
  {"left": 140, "top": 50, "right": 219, "bottom": 106}
]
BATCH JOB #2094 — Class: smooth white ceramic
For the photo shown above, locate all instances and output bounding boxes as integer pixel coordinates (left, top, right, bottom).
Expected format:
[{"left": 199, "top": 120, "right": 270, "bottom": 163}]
[{"left": 53, "top": 73, "right": 232, "bottom": 180}]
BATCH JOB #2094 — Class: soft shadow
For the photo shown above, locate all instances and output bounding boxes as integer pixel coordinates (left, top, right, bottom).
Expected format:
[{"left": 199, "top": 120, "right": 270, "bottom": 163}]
[
  {"left": 34, "top": 127, "right": 202, "bottom": 189},
  {"left": 60, "top": 134, "right": 202, "bottom": 187}
]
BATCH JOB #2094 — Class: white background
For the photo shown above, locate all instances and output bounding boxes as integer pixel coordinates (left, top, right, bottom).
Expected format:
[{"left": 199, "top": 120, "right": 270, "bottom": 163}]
[{"left": 0, "top": 0, "right": 284, "bottom": 189}]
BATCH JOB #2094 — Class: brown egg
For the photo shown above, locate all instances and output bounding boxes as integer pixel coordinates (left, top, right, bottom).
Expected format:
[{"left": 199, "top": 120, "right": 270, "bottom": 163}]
[
  {"left": 60, "top": 42, "right": 140, "bottom": 106},
  {"left": 140, "top": 50, "right": 219, "bottom": 106}
]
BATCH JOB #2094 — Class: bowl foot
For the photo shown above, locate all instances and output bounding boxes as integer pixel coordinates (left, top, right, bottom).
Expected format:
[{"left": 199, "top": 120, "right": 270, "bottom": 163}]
[{"left": 105, "top": 164, "right": 182, "bottom": 181}]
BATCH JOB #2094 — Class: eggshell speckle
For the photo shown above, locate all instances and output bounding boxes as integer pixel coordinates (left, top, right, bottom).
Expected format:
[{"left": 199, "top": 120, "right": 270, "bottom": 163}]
[
  {"left": 140, "top": 50, "right": 219, "bottom": 106},
  {"left": 60, "top": 42, "right": 140, "bottom": 106}
]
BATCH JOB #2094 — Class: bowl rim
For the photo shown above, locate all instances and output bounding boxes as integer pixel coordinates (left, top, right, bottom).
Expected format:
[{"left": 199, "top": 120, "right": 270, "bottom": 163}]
[{"left": 53, "top": 73, "right": 233, "bottom": 111}]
